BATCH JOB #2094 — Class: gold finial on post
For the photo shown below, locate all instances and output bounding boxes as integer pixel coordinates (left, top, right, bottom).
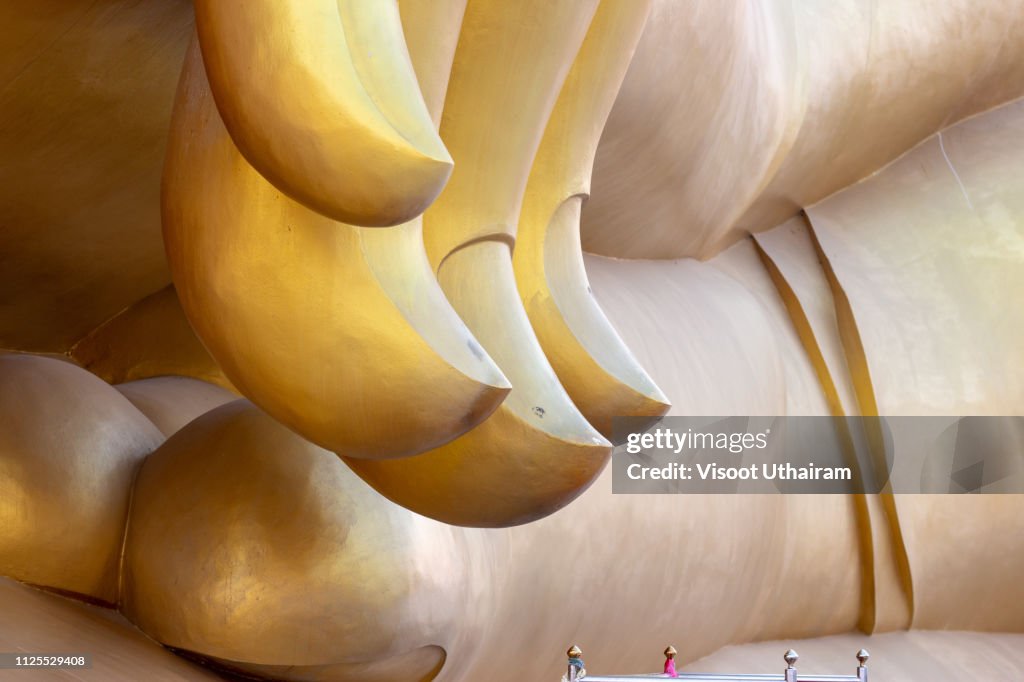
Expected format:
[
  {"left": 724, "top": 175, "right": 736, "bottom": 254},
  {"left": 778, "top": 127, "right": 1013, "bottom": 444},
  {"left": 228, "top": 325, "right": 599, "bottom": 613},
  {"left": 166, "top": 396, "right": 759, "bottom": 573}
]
[
  {"left": 566, "top": 644, "right": 586, "bottom": 682},
  {"left": 784, "top": 649, "right": 799, "bottom": 682},
  {"left": 856, "top": 649, "right": 870, "bottom": 682}
]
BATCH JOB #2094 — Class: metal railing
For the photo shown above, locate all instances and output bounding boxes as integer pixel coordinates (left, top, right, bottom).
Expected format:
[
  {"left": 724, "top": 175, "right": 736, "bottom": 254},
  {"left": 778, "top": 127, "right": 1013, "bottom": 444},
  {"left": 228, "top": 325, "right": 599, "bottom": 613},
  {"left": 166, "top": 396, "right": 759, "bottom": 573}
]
[{"left": 564, "top": 647, "right": 870, "bottom": 682}]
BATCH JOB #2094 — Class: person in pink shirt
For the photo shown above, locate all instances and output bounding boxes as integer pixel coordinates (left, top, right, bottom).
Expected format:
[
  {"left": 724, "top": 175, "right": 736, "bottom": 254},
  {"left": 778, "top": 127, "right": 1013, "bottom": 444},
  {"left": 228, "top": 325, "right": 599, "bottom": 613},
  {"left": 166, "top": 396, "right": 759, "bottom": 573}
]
[{"left": 664, "top": 646, "right": 678, "bottom": 677}]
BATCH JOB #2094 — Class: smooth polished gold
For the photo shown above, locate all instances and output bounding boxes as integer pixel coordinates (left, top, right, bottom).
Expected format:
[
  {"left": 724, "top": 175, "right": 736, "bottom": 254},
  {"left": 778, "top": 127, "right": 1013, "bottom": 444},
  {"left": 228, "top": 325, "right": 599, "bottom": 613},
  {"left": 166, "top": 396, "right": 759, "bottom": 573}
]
[
  {"left": 512, "top": 0, "right": 669, "bottom": 439},
  {"left": 752, "top": 219, "right": 909, "bottom": 634},
  {"left": 344, "top": 0, "right": 611, "bottom": 527},
  {"left": 0, "top": 354, "right": 163, "bottom": 604},
  {"left": 193, "top": 0, "right": 452, "bottom": 226},
  {"left": 2, "top": 1, "right": 1024, "bottom": 681},
  {"left": 164, "top": 40, "right": 509, "bottom": 459},
  {"left": 582, "top": 0, "right": 1024, "bottom": 259},
  {"left": 0, "top": 0, "right": 192, "bottom": 352},
  {"left": 122, "top": 400, "right": 465, "bottom": 682},
  {"left": 806, "top": 101, "right": 1024, "bottom": 634},
  {"left": 396, "top": 0, "right": 468, "bottom": 127},
  {"left": 346, "top": 243, "right": 611, "bottom": 527},
  {"left": 583, "top": 0, "right": 802, "bottom": 259},
  {"left": 422, "top": 0, "right": 601, "bottom": 266}
]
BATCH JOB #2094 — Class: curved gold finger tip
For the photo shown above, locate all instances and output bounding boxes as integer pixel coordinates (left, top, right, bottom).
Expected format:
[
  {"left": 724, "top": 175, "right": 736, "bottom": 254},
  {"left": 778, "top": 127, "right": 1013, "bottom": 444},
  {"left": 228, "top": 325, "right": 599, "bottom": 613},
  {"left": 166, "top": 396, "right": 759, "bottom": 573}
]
[
  {"left": 571, "top": 363, "right": 670, "bottom": 441},
  {"left": 350, "top": 150, "right": 454, "bottom": 228},
  {"left": 193, "top": 0, "right": 453, "bottom": 227},
  {"left": 620, "top": 386, "right": 671, "bottom": 418},
  {"left": 600, "top": 394, "right": 671, "bottom": 445},
  {"left": 622, "top": 381, "right": 672, "bottom": 419},
  {"left": 344, "top": 412, "right": 612, "bottom": 528},
  {"left": 404, "top": 130, "right": 454, "bottom": 170}
]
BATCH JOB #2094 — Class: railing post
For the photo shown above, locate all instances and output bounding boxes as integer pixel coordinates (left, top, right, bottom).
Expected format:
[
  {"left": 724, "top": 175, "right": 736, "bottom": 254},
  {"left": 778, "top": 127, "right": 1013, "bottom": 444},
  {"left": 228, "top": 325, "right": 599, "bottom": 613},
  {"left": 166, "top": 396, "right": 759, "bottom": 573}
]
[
  {"left": 856, "top": 649, "right": 870, "bottom": 682},
  {"left": 784, "top": 649, "right": 799, "bottom": 682},
  {"left": 567, "top": 645, "right": 584, "bottom": 681}
]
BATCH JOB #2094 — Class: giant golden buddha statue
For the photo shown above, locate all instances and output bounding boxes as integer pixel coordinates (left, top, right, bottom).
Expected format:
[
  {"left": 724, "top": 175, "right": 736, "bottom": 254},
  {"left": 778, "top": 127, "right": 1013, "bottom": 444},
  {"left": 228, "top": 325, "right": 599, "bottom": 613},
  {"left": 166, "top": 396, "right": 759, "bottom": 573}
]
[{"left": 1, "top": 1, "right": 1023, "bottom": 681}]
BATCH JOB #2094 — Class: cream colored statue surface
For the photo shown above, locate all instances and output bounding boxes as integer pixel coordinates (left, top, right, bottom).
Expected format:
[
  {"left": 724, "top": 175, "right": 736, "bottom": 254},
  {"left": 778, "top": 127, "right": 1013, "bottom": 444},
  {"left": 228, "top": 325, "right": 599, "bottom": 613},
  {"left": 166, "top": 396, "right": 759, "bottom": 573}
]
[{"left": 1, "top": 1, "right": 1022, "bottom": 681}]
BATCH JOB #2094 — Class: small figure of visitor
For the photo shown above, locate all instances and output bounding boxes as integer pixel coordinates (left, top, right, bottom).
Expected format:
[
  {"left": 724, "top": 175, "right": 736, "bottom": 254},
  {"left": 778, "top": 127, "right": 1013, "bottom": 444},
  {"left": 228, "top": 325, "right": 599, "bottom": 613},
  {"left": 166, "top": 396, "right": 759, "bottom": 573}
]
[{"left": 664, "top": 645, "right": 679, "bottom": 677}]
